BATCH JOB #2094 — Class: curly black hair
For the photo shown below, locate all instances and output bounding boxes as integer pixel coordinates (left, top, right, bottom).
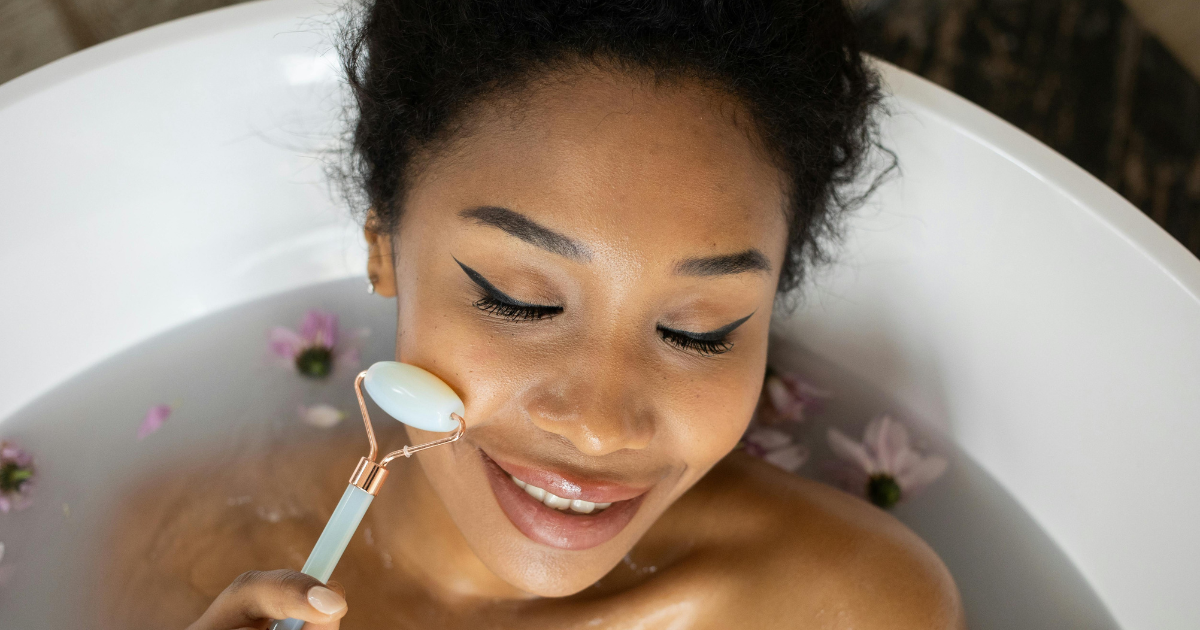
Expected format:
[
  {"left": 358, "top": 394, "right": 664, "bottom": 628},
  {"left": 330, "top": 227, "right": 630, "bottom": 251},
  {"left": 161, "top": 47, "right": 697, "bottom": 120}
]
[{"left": 340, "top": 0, "right": 885, "bottom": 295}]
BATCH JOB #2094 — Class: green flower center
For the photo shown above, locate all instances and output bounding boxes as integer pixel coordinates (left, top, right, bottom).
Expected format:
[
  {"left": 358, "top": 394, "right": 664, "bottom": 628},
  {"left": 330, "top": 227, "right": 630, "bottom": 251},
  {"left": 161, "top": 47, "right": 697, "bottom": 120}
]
[
  {"left": 294, "top": 346, "right": 334, "bottom": 379},
  {"left": 1, "top": 462, "right": 32, "bottom": 493},
  {"left": 867, "top": 474, "right": 901, "bottom": 509}
]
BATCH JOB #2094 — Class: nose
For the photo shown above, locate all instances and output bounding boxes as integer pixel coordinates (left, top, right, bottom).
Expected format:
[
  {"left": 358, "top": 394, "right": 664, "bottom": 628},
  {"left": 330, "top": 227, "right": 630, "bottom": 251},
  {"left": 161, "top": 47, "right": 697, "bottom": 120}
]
[{"left": 524, "top": 340, "right": 656, "bottom": 457}]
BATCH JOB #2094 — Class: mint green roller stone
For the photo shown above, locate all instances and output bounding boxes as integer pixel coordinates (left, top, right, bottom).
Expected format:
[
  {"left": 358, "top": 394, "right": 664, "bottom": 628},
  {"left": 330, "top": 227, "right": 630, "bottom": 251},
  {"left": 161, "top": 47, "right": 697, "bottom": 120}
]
[{"left": 363, "top": 361, "right": 464, "bottom": 432}]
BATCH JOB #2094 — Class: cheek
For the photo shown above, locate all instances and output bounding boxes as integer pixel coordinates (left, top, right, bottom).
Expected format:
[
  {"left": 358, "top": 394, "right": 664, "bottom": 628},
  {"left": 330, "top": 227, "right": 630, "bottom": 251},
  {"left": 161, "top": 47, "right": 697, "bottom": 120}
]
[{"left": 662, "top": 364, "right": 762, "bottom": 474}]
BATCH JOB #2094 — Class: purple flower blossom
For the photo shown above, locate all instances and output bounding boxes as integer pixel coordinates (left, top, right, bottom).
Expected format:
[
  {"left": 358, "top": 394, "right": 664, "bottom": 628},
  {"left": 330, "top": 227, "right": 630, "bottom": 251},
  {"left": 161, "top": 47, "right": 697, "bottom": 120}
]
[
  {"left": 742, "top": 426, "right": 809, "bottom": 473},
  {"left": 755, "top": 372, "right": 830, "bottom": 425},
  {"left": 137, "top": 404, "right": 172, "bottom": 441},
  {"left": 269, "top": 310, "right": 365, "bottom": 379},
  {"left": 826, "top": 415, "right": 948, "bottom": 509},
  {"left": 0, "top": 441, "right": 34, "bottom": 513}
]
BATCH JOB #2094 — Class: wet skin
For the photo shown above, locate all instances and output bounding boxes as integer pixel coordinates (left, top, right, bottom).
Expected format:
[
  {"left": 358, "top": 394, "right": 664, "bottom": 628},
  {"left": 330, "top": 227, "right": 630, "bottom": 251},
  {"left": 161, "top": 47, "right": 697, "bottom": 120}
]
[{"left": 105, "top": 67, "right": 964, "bottom": 628}]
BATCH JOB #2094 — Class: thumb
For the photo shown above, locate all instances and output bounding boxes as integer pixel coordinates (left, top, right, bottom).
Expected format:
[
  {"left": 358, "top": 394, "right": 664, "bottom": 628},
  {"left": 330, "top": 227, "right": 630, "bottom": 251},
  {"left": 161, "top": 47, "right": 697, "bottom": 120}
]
[{"left": 303, "top": 580, "right": 347, "bottom": 630}]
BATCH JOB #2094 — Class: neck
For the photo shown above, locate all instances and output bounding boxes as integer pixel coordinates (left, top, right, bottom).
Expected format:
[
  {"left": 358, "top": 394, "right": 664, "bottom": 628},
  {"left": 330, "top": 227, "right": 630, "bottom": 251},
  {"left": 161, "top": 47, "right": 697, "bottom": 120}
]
[{"left": 370, "top": 454, "right": 532, "bottom": 602}]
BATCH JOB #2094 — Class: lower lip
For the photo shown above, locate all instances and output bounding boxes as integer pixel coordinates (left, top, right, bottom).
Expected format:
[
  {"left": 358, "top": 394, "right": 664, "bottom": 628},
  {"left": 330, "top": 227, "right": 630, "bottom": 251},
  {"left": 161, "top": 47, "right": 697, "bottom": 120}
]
[{"left": 481, "top": 452, "right": 645, "bottom": 551}]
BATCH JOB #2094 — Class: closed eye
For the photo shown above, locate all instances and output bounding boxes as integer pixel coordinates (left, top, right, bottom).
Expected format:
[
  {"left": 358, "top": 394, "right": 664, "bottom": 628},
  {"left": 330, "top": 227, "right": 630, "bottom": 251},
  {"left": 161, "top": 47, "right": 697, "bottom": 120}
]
[
  {"left": 657, "top": 312, "right": 753, "bottom": 357},
  {"left": 455, "top": 257, "right": 563, "bottom": 322}
]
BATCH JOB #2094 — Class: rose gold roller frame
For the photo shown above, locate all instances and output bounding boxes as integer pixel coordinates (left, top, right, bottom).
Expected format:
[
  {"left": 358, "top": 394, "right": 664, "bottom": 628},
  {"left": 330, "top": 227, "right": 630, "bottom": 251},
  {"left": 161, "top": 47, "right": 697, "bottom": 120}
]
[{"left": 348, "top": 370, "right": 467, "bottom": 496}]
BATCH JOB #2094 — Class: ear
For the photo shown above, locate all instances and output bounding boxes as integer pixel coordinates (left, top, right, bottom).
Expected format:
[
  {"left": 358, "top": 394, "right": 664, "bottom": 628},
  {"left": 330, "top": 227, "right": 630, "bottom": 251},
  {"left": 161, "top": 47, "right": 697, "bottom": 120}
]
[{"left": 364, "top": 213, "right": 398, "bottom": 298}]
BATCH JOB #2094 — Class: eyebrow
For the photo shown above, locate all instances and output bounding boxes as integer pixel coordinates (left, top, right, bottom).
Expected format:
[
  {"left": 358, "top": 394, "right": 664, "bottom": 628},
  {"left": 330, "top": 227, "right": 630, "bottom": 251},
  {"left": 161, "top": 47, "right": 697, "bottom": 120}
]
[
  {"left": 459, "top": 206, "right": 590, "bottom": 261},
  {"left": 674, "top": 249, "right": 771, "bottom": 277}
]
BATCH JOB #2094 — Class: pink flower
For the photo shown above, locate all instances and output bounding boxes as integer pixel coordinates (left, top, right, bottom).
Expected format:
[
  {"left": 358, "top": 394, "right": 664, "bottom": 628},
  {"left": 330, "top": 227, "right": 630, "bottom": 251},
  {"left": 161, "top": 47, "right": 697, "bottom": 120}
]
[
  {"left": 137, "top": 404, "right": 172, "bottom": 441},
  {"left": 826, "top": 415, "right": 948, "bottom": 509},
  {"left": 0, "top": 441, "right": 34, "bottom": 513},
  {"left": 742, "top": 426, "right": 809, "bottom": 473},
  {"left": 269, "top": 310, "right": 365, "bottom": 379},
  {"left": 755, "top": 372, "right": 830, "bottom": 425}
]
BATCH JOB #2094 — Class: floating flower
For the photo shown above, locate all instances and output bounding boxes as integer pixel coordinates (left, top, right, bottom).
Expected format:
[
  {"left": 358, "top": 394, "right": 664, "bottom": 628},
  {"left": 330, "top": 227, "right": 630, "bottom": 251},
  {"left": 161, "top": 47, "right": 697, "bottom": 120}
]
[
  {"left": 137, "top": 404, "right": 172, "bottom": 440},
  {"left": 826, "top": 415, "right": 948, "bottom": 509},
  {"left": 269, "top": 310, "right": 364, "bottom": 379},
  {"left": 742, "top": 426, "right": 809, "bottom": 473},
  {"left": 298, "top": 404, "right": 345, "bottom": 429},
  {"left": 755, "top": 371, "right": 830, "bottom": 425},
  {"left": 0, "top": 441, "right": 34, "bottom": 513}
]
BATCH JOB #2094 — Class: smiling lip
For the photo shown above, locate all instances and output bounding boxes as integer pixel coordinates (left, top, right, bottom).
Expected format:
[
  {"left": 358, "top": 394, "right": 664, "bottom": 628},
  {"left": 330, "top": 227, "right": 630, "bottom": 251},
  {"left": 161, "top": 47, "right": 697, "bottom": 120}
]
[{"left": 481, "top": 451, "right": 649, "bottom": 550}]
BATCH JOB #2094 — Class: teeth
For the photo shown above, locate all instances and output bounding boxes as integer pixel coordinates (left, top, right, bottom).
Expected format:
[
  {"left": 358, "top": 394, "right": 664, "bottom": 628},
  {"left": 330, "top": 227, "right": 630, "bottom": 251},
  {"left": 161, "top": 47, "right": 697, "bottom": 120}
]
[
  {"left": 523, "top": 484, "right": 545, "bottom": 501},
  {"left": 544, "top": 493, "right": 571, "bottom": 510},
  {"left": 511, "top": 475, "right": 611, "bottom": 514}
]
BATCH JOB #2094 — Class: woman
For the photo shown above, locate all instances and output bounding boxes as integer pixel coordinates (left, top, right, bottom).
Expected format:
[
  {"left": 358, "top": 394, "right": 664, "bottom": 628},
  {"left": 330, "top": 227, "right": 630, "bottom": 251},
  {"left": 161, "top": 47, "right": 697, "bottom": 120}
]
[{"left": 120, "top": 0, "right": 964, "bottom": 627}]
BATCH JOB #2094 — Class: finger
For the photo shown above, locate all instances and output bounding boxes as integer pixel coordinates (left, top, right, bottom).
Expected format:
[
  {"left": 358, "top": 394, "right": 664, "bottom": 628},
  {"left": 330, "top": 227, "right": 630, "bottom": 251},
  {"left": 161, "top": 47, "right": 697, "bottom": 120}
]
[{"left": 190, "top": 570, "right": 347, "bottom": 630}]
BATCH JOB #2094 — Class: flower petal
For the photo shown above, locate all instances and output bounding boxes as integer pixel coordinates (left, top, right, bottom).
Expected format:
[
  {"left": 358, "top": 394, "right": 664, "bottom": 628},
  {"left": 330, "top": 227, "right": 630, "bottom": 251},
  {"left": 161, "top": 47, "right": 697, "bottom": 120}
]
[
  {"left": 745, "top": 426, "right": 793, "bottom": 451},
  {"left": 827, "top": 427, "right": 878, "bottom": 474},
  {"left": 891, "top": 447, "right": 923, "bottom": 477},
  {"left": 763, "top": 443, "right": 810, "bottom": 473},
  {"left": 299, "top": 404, "right": 345, "bottom": 429},
  {"left": 897, "top": 455, "right": 949, "bottom": 495},
  {"left": 765, "top": 377, "right": 794, "bottom": 412},
  {"left": 268, "top": 327, "right": 305, "bottom": 359},
  {"left": 137, "top": 404, "right": 172, "bottom": 440},
  {"left": 0, "top": 442, "right": 32, "bottom": 467},
  {"left": 300, "top": 310, "right": 338, "bottom": 347},
  {"left": 867, "top": 415, "right": 910, "bottom": 473},
  {"left": 779, "top": 373, "right": 832, "bottom": 404}
]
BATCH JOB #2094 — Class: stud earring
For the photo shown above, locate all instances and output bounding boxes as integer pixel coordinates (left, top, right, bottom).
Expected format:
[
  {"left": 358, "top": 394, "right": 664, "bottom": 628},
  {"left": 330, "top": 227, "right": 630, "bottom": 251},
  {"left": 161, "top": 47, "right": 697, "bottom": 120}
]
[{"left": 366, "top": 276, "right": 377, "bottom": 294}]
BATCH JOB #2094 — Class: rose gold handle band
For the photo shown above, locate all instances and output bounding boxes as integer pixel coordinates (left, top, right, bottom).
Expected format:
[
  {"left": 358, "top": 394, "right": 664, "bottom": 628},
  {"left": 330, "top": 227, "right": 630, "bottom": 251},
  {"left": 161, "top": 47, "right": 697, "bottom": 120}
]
[
  {"left": 349, "top": 370, "right": 467, "bottom": 496},
  {"left": 349, "top": 457, "right": 389, "bottom": 494}
]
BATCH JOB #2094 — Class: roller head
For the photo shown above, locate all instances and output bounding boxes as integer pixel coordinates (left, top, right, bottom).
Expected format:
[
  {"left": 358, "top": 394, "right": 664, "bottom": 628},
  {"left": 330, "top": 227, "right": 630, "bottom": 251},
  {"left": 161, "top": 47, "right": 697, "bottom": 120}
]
[{"left": 362, "top": 362, "right": 464, "bottom": 433}]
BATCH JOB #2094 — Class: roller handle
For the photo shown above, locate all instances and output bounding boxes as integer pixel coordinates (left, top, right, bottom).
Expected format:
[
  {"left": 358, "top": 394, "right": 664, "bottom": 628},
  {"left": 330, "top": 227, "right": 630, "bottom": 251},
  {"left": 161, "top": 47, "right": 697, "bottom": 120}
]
[{"left": 269, "top": 484, "right": 375, "bottom": 630}]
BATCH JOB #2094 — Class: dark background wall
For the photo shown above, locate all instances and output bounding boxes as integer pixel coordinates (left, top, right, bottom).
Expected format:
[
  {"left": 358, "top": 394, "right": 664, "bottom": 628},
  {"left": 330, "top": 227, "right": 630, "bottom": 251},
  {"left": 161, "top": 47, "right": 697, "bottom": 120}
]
[{"left": 859, "top": 0, "right": 1200, "bottom": 256}]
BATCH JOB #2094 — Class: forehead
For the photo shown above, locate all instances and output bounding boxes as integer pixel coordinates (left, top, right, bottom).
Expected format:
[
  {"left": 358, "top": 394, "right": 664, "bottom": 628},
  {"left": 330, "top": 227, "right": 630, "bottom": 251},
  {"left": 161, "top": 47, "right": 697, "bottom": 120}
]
[{"left": 410, "top": 68, "right": 789, "bottom": 265}]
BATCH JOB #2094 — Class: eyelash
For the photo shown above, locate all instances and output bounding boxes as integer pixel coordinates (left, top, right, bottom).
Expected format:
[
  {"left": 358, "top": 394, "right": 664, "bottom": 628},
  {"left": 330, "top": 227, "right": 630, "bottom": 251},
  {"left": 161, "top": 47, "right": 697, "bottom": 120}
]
[
  {"left": 473, "top": 294, "right": 563, "bottom": 321},
  {"left": 656, "top": 327, "right": 734, "bottom": 356},
  {"left": 458, "top": 258, "right": 739, "bottom": 357}
]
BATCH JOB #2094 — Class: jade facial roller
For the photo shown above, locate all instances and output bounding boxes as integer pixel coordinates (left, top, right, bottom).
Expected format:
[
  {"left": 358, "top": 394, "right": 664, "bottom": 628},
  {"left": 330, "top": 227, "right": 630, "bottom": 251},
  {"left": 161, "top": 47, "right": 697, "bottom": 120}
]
[{"left": 271, "top": 361, "right": 466, "bottom": 630}]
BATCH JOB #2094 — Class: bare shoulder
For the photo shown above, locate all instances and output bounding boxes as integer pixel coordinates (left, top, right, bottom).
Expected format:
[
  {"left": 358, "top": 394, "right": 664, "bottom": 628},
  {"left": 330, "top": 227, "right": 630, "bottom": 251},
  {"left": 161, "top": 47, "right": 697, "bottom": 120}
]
[{"left": 662, "top": 452, "right": 965, "bottom": 630}]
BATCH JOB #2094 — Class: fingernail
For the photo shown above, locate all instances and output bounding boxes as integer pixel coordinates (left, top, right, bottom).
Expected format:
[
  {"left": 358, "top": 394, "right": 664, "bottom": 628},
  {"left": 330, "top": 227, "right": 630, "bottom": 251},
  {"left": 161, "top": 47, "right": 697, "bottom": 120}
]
[{"left": 307, "top": 585, "right": 346, "bottom": 615}]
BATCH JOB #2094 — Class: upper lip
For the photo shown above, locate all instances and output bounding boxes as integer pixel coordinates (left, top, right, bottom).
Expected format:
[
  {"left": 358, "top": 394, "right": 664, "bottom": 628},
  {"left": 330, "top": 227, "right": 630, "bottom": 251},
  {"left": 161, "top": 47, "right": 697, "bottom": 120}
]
[{"left": 484, "top": 452, "right": 654, "bottom": 504}]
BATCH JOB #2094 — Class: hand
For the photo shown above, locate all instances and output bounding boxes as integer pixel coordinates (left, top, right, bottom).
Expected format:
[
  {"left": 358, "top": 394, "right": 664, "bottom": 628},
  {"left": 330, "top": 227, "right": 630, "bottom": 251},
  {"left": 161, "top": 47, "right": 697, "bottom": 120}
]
[{"left": 186, "top": 569, "right": 348, "bottom": 630}]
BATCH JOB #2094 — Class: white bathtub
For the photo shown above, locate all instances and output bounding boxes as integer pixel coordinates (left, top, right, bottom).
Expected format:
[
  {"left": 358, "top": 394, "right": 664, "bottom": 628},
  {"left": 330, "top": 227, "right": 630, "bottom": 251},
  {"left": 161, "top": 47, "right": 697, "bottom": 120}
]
[{"left": 0, "top": 1, "right": 1197, "bottom": 628}]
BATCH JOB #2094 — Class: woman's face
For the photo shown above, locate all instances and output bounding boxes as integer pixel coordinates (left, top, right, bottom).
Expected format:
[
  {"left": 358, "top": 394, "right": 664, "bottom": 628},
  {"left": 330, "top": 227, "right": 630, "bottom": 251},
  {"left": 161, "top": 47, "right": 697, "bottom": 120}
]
[{"left": 373, "top": 69, "right": 788, "bottom": 596}]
